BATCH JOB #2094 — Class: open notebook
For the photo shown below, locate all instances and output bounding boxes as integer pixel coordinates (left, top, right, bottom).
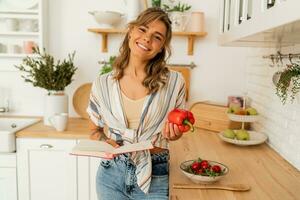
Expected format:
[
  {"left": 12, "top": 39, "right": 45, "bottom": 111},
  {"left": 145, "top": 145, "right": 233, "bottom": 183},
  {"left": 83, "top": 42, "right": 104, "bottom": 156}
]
[{"left": 70, "top": 139, "right": 154, "bottom": 159}]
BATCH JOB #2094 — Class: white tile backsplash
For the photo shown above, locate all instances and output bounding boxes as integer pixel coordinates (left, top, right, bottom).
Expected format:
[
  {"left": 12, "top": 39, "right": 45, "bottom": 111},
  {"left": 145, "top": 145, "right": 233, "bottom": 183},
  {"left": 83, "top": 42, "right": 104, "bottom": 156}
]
[{"left": 246, "top": 45, "right": 300, "bottom": 170}]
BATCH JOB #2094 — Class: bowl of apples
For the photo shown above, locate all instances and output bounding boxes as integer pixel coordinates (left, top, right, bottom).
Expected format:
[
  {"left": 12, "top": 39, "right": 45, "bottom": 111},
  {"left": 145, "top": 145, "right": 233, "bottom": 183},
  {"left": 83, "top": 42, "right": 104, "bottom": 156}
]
[
  {"left": 227, "top": 106, "right": 259, "bottom": 122},
  {"left": 219, "top": 129, "right": 268, "bottom": 146},
  {"left": 180, "top": 158, "right": 229, "bottom": 184}
]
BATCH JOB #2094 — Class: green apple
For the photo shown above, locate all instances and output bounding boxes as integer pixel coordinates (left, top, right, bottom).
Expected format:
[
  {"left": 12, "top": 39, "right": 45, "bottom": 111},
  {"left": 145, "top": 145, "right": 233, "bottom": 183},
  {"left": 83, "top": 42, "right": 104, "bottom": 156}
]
[
  {"left": 227, "top": 107, "right": 234, "bottom": 113},
  {"left": 227, "top": 106, "right": 240, "bottom": 114},
  {"left": 236, "top": 129, "right": 250, "bottom": 140},
  {"left": 223, "top": 129, "right": 236, "bottom": 139},
  {"left": 246, "top": 107, "right": 258, "bottom": 115}
]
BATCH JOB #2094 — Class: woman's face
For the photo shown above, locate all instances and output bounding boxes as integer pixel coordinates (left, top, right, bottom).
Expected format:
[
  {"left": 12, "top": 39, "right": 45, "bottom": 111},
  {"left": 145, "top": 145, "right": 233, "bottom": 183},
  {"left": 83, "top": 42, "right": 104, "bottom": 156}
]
[{"left": 128, "top": 19, "right": 167, "bottom": 61}]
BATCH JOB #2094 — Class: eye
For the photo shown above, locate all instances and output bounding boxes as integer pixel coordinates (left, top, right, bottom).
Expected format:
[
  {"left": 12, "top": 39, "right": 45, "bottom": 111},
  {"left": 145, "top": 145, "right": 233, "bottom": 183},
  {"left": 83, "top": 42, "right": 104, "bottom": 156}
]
[
  {"left": 138, "top": 27, "right": 146, "bottom": 33},
  {"left": 154, "top": 35, "right": 162, "bottom": 41}
]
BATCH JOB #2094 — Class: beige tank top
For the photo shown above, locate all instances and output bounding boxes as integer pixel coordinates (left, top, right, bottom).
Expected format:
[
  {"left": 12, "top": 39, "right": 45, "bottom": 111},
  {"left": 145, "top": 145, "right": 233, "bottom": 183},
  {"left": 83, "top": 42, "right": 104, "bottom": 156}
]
[{"left": 121, "top": 92, "right": 146, "bottom": 129}]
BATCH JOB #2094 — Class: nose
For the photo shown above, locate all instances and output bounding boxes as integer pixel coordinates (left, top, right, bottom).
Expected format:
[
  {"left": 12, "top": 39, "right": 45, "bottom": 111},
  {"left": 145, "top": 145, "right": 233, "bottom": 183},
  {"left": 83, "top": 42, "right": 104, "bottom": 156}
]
[{"left": 143, "top": 33, "right": 151, "bottom": 43}]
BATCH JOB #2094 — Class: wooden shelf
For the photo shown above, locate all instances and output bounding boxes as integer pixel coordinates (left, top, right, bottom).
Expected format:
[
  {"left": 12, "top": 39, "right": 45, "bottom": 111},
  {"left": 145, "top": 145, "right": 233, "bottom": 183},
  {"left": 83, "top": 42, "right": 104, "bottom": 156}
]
[
  {"left": 0, "top": 31, "right": 39, "bottom": 36},
  {"left": 88, "top": 28, "right": 207, "bottom": 55},
  {"left": 0, "top": 53, "right": 39, "bottom": 58}
]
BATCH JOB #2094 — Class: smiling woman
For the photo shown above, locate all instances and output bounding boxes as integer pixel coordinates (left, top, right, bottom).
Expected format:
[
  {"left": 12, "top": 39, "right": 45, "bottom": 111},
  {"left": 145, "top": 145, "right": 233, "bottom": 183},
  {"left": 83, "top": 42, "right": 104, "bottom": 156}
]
[{"left": 86, "top": 7, "right": 187, "bottom": 200}]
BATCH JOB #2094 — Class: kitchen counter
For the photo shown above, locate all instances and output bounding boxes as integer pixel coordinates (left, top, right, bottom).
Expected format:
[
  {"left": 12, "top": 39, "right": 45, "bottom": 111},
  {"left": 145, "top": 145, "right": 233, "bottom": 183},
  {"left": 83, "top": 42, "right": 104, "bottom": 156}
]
[
  {"left": 169, "top": 129, "right": 300, "bottom": 200},
  {"left": 16, "top": 118, "right": 90, "bottom": 139},
  {"left": 16, "top": 119, "right": 300, "bottom": 199}
]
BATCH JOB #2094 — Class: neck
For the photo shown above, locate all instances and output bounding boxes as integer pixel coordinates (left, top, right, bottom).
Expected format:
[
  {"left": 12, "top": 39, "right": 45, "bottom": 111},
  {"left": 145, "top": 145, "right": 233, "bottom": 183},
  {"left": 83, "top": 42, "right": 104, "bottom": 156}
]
[{"left": 125, "top": 55, "right": 148, "bottom": 78}]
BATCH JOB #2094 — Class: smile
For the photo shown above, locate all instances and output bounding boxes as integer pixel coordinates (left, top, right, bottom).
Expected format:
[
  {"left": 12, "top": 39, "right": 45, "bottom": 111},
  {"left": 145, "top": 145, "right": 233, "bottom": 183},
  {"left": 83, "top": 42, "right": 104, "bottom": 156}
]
[{"left": 136, "top": 42, "right": 150, "bottom": 51}]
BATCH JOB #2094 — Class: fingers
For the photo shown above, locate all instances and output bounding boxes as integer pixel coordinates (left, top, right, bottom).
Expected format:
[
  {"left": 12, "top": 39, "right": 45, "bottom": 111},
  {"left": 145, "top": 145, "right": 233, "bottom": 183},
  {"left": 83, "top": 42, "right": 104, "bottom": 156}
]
[
  {"left": 90, "top": 131, "right": 101, "bottom": 140},
  {"left": 164, "top": 123, "right": 183, "bottom": 141},
  {"left": 106, "top": 139, "right": 120, "bottom": 148}
]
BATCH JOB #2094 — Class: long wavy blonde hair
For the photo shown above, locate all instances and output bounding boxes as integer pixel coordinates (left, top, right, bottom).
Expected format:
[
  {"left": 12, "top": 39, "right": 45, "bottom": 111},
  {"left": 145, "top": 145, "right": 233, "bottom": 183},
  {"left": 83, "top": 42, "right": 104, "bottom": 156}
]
[{"left": 113, "top": 7, "right": 172, "bottom": 94}]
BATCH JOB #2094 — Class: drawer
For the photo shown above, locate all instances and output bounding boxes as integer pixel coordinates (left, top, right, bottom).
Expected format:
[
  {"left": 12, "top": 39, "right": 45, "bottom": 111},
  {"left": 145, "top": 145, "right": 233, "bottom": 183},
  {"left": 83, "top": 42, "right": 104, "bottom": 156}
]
[{"left": 17, "top": 138, "right": 76, "bottom": 151}]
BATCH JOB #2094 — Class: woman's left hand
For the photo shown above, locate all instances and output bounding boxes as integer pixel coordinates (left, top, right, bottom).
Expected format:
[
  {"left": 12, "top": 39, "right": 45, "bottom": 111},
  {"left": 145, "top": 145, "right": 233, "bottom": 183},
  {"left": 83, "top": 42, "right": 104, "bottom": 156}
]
[{"left": 163, "top": 122, "right": 183, "bottom": 141}]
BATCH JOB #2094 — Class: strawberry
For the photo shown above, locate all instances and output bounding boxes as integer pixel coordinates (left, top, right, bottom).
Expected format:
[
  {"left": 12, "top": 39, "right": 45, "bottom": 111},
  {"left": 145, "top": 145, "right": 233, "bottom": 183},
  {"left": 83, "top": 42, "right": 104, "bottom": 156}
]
[
  {"left": 191, "top": 162, "right": 201, "bottom": 172},
  {"left": 200, "top": 160, "right": 210, "bottom": 169},
  {"left": 211, "top": 165, "right": 222, "bottom": 173}
]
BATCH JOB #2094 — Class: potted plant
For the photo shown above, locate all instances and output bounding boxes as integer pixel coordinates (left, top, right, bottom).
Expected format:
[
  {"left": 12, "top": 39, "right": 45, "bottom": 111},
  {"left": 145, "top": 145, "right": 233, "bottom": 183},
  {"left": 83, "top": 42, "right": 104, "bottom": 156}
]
[
  {"left": 15, "top": 47, "right": 77, "bottom": 125},
  {"left": 162, "top": 1, "right": 191, "bottom": 31},
  {"left": 99, "top": 55, "right": 116, "bottom": 75},
  {"left": 151, "top": 0, "right": 161, "bottom": 7},
  {"left": 275, "top": 63, "right": 300, "bottom": 104}
]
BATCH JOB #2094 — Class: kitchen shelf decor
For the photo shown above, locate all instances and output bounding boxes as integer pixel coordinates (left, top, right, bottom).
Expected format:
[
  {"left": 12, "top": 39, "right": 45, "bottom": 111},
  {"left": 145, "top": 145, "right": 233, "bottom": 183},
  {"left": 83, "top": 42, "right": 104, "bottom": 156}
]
[
  {"left": 0, "top": 0, "right": 47, "bottom": 71},
  {"left": 87, "top": 28, "right": 207, "bottom": 55}
]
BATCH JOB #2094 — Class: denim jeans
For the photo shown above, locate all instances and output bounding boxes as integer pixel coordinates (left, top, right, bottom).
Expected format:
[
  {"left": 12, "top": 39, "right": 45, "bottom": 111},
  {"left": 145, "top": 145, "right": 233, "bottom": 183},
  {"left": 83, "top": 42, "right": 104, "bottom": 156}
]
[{"left": 96, "top": 151, "right": 169, "bottom": 200}]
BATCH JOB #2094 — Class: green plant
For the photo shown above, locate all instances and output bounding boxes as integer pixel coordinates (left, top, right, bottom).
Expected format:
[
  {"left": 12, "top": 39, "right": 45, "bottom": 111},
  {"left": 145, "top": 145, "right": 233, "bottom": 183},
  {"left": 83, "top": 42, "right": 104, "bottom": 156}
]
[
  {"left": 162, "top": 1, "right": 191, "bottom": 12},
  {"left": 275, "top": 63, "right": 300, "bottom": 104},
  {"left": 151, "top": 0, "right": 161, "bottom": 7},
  {"left": 15, "top": 47, "right": 77, "bottom": 93},
  {"left": 99, "top": 55, "right": 116, "bottom": 75}
]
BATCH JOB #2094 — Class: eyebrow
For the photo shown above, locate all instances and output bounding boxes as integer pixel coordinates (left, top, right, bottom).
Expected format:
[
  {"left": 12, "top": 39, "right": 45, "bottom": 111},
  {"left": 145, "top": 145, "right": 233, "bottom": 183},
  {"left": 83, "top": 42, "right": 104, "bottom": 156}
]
[{"left": 142, "top": 25, "right": 166, "bottom": 38}]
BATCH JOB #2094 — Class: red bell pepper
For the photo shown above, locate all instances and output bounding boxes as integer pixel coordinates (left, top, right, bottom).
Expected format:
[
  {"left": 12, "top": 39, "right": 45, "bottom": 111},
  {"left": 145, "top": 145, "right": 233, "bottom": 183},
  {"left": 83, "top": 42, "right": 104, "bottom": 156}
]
[{"left": 167, "top": 108, "right": 195, "bottom": 132}]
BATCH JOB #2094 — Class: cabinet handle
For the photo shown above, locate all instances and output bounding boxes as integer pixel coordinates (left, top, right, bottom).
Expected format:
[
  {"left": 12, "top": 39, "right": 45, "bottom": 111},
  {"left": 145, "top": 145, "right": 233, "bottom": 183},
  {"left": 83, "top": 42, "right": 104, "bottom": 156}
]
[{"left": 40, "top": 144, "right": 53, "bottom": 149}]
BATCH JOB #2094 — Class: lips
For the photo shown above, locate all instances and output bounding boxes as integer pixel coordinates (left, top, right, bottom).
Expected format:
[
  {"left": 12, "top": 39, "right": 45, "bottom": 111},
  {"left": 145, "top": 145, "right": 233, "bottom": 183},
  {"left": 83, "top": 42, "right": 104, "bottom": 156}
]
[{"left": 136, "top": 42, "right": 150, "bottom": 51}]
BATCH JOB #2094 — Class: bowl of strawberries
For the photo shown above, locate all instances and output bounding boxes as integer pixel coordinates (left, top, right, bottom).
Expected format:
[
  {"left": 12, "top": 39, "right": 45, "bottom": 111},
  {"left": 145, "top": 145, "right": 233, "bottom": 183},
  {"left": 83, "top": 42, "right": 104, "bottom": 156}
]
[{"left": 180, "top": 158, "right": 229, "bottom": 184}]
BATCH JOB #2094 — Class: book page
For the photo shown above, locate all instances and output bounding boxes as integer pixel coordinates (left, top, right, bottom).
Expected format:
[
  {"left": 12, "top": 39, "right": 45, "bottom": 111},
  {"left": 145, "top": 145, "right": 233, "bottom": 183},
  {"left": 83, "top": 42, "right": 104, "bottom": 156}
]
[
  {"left": 113, "top": 140, "right": 154, "bottom": 154},
  {"left": 73, "top": 139, "right": 115, "bottom": 153},
  {"left": 72, "top": 139, "right": 154, "bottom": 157}
]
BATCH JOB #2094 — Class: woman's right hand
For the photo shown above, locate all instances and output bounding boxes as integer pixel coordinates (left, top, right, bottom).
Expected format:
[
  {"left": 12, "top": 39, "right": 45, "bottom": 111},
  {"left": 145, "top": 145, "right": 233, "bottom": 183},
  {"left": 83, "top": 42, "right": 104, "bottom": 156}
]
[{"left": 89, "top": 119, "right": 119, "bottom": 148}]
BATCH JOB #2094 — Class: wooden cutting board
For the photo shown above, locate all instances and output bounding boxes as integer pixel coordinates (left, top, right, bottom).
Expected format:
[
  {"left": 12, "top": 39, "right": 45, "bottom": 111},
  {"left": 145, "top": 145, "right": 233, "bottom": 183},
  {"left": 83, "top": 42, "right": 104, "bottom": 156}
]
[
  {"left": 72, "top": 83, "right": 92, "bottom": 119},
  {"left": 168, "top": 66, "right": 190, "bottom": 100},
  {"left": 190, "top": 101, "right": 247, "bottom": 132}
]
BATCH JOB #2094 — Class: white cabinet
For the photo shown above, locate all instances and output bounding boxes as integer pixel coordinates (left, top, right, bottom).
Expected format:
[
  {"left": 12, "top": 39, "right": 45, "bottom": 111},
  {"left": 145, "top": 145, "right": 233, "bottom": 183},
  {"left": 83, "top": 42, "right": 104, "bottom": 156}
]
[
  {"left": 0, "top": 153, "right": 17, "bottom": 200},
  {"left": 77, "top": 156, "right": 101, "bottom": 200},
  {"left": 218, "top": 0, "right": 300, "bottom": 47},
  {"left": 17, "top": 138, "right": 78, "bottom": 200},
  {"left": 0, "top": 0, "right": 47, "bottom": 71}
]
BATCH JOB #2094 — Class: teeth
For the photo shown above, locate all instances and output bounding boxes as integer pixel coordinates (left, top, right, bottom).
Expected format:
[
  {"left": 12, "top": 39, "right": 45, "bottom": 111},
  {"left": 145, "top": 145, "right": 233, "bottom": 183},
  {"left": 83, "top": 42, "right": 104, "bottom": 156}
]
[{"left": 137, "top": 43, "right": 149, "bottom": 51}]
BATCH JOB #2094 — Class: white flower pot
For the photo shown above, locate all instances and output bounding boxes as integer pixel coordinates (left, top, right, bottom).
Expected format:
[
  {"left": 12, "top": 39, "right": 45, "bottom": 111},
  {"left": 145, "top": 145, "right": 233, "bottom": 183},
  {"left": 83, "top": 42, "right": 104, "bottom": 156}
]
[
  {"left": 44, "top": 91, "right": 68, "bottom": 126},
  {"left": 169, "top": 12, "right": 190, "bottom": 32}
]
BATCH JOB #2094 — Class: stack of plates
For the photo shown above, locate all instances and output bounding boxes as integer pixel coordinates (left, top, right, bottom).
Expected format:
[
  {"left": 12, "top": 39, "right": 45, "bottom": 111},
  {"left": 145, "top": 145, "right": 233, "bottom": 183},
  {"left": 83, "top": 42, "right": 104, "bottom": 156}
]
[{"left": 4, "top": 0, "right": 38, "bottom": 9}]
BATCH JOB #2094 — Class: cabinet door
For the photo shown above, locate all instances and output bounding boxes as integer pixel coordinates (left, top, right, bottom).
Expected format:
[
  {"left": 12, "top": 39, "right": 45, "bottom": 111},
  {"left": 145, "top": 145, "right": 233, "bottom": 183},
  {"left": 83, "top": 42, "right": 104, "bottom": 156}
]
[
  {"left": 17, "top": 138, "right": 77, "bottom": 200},
  {"left": 78, "top": 156, "right": 101, "bottom": 200},
  {"left": 0, "top": 168, "right": 17, "bottom": 200}
]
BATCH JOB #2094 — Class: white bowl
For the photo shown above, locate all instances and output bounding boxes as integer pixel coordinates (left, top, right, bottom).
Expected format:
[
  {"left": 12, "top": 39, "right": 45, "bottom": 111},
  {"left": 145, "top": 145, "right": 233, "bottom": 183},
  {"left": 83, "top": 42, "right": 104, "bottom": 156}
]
[
  {"left": 219, "top": 130, "right": 268, "bottom": 146},
  {"left": 227, "top": 113, "right": 259, "bottom": 122},
  {"left": 89, "top": 11, "right": 123, "bottom": 28},
  {"left": 180, "top": 160, "right": 229, "bottom": 184}
]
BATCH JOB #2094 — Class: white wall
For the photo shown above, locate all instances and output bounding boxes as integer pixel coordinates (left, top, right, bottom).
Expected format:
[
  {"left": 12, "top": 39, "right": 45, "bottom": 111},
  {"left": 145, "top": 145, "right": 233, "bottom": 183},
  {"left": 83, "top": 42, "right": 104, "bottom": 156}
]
[
  {"left": 245, "top": 44, "right": 300, "bottom": 170},
  {"left": 0, "top": 0, "right": 252, "bottom": 116}
]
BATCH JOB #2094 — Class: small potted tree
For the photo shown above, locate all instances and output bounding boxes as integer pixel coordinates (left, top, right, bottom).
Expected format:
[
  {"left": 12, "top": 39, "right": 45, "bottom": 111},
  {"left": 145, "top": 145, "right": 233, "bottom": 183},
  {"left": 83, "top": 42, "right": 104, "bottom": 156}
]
[
  {"left": 15, "top": 47, "right": 77, "bottom": 125},
  {"left": 99, "top": 55, "right": 116, "bottom": 75},
  {"left": 275, "top": 63, "right": 300, "bottom": 104},
  {"left": 162, "top": 1, "right": 191, "bottom": 31}
]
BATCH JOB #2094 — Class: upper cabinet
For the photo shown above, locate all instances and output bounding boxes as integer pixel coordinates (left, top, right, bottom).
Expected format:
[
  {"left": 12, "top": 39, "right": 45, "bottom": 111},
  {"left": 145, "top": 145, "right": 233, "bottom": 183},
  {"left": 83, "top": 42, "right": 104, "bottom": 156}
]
[
  {"left": 0, "top": 0, "right": 47, "bottom": 71},
  {"left": 218, "top": 0, "right": 300, "bottom": 47}
]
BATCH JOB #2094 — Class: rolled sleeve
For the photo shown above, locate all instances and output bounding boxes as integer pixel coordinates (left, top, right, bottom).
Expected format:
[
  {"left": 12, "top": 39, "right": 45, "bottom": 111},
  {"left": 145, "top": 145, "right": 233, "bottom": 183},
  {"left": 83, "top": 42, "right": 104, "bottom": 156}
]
[{"left": 86, "top": 81, "right": 105, "bottom": 128}]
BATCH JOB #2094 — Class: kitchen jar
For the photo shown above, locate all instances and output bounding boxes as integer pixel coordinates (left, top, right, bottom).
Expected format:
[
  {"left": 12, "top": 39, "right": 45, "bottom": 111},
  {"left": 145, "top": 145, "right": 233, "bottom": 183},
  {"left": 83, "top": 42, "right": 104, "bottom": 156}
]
[{"left": 187, "top": 12, "right": 205, "bottom": 32}]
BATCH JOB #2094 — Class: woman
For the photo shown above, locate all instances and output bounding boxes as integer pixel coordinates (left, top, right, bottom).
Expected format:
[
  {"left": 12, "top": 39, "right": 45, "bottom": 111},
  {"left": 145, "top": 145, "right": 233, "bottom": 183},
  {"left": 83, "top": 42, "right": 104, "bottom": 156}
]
[{"left": 87, "top": 7, "right": 186, "bottom": 200}]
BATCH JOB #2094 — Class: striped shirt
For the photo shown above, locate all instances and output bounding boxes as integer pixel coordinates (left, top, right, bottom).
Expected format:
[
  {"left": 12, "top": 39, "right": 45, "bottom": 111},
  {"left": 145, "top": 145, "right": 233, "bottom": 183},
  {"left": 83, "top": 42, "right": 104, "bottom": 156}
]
[{"left": 87, "top": 70, "right": 186, "bottom": 193}]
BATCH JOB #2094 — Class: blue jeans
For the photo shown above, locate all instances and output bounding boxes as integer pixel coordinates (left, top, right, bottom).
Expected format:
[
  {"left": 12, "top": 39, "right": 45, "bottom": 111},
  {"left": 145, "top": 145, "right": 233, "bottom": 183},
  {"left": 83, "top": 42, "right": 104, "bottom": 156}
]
[{"left": 96, "top": 151, "right": 169, "bottom": 200}]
